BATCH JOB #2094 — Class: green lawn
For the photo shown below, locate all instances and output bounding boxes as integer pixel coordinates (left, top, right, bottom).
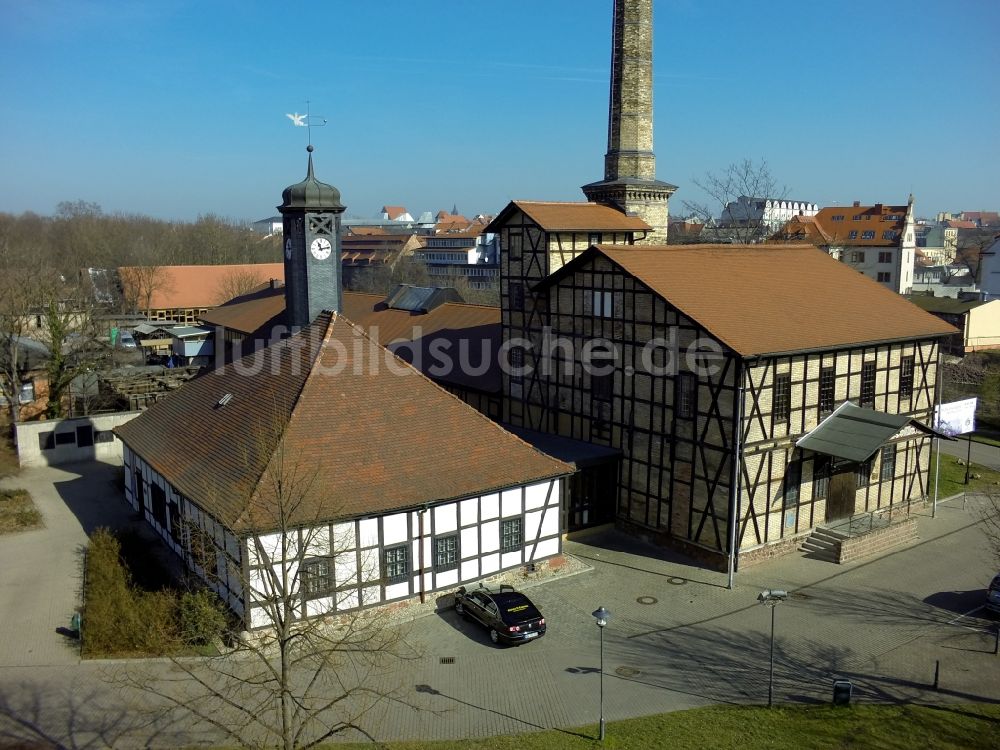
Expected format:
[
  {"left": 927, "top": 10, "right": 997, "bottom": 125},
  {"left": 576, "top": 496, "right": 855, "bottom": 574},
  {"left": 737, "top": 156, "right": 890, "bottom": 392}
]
[
  {"left": 929, "top": 450, "right": 1000, "bottom": 500},
  {"left": 322, "top": 704, "right": 1000, "bottom": 750}
]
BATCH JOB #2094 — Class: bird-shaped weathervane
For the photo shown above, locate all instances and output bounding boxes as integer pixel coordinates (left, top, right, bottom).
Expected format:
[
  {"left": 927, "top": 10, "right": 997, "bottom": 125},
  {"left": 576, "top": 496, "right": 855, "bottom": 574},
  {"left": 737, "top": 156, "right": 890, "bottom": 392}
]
[{"left": 285, "top": 101, "right": 327, "bottom": 146}]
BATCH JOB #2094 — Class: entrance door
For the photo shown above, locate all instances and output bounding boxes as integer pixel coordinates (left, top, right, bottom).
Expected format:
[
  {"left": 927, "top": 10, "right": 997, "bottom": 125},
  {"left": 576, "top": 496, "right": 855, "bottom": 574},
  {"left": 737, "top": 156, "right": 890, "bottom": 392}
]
[
  {"left": 825, "top": 467, "right": 857, "bottom": 523},
  {"left": 565, "top": 463, "right": 619, "bottom": 531}
]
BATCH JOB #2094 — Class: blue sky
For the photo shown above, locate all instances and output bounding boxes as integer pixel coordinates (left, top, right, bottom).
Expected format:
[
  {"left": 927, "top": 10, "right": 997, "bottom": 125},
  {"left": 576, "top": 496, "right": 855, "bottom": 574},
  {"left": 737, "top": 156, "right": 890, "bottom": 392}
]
[{"left": 2, "top": 0, "right": 998, "bottom": 223}]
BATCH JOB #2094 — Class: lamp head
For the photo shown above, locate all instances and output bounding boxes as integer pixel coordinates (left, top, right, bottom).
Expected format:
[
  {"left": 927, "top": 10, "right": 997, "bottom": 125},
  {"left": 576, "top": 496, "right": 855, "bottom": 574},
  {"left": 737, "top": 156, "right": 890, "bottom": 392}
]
[
  {"left": 592, "top": 606, "right": 611, "bottom": 627},
  {"left": 758, "top": 589, "right": 789, "bottom": 603}
]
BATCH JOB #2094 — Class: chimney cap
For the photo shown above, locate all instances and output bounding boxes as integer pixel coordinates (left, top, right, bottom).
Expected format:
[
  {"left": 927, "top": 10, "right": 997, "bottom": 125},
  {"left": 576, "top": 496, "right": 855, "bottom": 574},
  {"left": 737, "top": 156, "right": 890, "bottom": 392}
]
[{"left": 853, "top": 200, "right": 861, "bottom": 207}]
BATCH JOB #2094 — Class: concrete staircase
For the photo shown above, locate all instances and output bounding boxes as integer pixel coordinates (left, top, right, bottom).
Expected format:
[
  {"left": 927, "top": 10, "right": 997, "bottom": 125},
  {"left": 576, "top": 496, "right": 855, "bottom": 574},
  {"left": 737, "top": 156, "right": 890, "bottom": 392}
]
[{"left": 799, "top": 526, "right": 848, "bottom": 562}]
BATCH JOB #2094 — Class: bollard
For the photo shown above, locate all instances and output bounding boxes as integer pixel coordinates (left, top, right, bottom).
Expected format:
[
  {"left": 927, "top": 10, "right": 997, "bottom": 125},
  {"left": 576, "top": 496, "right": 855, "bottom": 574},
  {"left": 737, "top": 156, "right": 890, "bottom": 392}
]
[
  {"left": 995, "top": 627, "right": 999, "bottom": 656},
  {"left": 933, "top": 660, "right": 940, "bottom": 691}
]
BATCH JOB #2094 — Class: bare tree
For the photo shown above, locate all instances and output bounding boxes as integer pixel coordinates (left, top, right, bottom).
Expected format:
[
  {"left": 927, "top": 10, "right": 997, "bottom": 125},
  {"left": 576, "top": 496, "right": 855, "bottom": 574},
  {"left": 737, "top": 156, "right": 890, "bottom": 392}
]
[
  {"left": 954, "top": 228, "right": 997, "bottom": 280},
  {"left": 451, "top": 276, "right": 499, "bottom": 307},
  {"left": 118, "top": 265, "right": 173, "bottom": 314},
  {"left": 682, "top": 158, "right": 789, "bottom": 244},
  {"left": 214, "top": 267, "right": 273, "bottom": 305},
  {"left": 0, "top": 271, "right": 41, "bottom": 426},
  {"left": 120, "top": 428, "right": 417, "bottom": 750},
  {"left": 40, "top": 286, "right": 102, "bottom": 419}
]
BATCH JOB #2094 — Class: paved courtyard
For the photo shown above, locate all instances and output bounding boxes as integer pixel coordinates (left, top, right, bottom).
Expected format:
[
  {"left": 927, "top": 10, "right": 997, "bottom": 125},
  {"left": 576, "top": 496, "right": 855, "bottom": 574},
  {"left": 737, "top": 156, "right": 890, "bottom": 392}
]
[{"left": 1, "top": 461, "right": 999, "bottom": 747}]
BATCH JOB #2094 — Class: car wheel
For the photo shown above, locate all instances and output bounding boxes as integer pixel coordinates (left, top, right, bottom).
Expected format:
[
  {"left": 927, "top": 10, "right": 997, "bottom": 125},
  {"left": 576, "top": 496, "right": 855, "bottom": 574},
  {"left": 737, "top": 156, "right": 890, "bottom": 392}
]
[
  {"left": 455, "top": 601, "right": 465, "bottom": 617},
  {"left": 490, "top": 628, "right": 500, "bottom": 644}
]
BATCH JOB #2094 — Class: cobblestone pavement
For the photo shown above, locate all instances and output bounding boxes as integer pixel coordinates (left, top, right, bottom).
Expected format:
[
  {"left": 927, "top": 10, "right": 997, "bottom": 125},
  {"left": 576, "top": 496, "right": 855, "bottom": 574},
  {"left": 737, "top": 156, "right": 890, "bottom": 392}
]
[{"left": 1, "top": 462, "right": 998, "bottom": 747}]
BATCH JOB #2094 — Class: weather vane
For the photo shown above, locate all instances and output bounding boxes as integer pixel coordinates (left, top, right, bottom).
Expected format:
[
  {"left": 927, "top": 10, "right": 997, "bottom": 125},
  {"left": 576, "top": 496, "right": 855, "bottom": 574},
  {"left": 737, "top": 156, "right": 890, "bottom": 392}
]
[{"left": 285, "top": 101, "right": 327, "bottom": 147}]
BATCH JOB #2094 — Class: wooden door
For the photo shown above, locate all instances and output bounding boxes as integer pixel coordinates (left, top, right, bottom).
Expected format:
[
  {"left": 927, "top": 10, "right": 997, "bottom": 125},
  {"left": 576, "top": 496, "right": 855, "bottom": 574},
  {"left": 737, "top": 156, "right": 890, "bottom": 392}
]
[{"left": 825, "top": 468, "right": 856, "bottom": 522}]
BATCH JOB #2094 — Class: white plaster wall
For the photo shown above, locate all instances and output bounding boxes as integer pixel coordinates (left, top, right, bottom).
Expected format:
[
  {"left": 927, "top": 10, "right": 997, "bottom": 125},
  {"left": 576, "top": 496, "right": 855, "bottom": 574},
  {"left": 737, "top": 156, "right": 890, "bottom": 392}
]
[{"left": 16, "top": 411, "right": 141, "bottom": 467}]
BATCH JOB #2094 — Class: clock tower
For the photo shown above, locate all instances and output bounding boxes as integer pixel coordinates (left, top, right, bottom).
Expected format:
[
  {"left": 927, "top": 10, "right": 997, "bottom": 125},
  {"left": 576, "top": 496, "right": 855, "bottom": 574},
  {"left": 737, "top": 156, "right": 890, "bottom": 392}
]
[{"left": 278, "top": 145, "right": 346, "bottom": 328}]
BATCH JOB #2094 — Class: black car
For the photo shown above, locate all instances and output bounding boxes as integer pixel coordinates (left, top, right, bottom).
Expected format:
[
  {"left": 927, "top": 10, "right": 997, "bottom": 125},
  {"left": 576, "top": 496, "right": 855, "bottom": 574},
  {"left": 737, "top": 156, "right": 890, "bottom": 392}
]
[
  {"left": 987, "top": 573, "right": 1000, "bottom": 615},
  {"left": 454, "top": 584, "right": 546, "bottom": 645}
]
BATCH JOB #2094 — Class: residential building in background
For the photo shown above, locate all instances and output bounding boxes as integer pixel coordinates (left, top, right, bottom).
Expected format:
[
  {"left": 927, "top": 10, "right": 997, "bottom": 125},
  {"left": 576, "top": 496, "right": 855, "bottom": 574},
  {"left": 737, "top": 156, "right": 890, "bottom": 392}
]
[
  {"left": 975, "top": 235, "right": 1000, "bottom": 300},
  {"left": 776, "top": 197, "right": 917, "bottom": 294},
  {"left": 720, "top": 196, "right": 817, "bottom": 234},
  {"left": 907, "top": 294, "right": 1000, "bottom": 356}
]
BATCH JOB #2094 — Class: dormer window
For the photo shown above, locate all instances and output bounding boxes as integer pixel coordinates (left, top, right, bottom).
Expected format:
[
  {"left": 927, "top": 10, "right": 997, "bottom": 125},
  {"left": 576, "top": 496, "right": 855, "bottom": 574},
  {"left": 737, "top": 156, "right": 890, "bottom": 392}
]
[{"left": 862, "top": 231, "right": 875, "bottom": 240}]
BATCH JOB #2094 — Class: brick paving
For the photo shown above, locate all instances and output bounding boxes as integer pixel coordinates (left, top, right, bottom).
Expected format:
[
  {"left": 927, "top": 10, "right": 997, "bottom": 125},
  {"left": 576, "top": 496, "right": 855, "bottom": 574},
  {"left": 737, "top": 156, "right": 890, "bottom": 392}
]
[{"left": 1, "top": 462, "right": 999, "bottom": 747}]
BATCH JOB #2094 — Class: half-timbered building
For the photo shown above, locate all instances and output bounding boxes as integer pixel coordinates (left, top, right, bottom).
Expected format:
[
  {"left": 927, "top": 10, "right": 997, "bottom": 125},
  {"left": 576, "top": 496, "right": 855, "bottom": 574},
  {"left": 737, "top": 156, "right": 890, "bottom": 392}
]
[
  {"left": 115, "top": 312, "right": 569, "bottom": 628},
  {"left": 510, "top": 242, "right": 954, "bottom": 568}
]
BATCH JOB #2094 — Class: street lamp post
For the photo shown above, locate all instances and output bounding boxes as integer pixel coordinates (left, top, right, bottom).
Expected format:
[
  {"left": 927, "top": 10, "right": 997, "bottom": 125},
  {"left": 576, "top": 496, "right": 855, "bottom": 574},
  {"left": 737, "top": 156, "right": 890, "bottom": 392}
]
[
  {"left": 592, "top": 606, "right": 611, "bottom": 741},
  {"left": 757, "top": 589, "right": 788, "bottom": 708}
]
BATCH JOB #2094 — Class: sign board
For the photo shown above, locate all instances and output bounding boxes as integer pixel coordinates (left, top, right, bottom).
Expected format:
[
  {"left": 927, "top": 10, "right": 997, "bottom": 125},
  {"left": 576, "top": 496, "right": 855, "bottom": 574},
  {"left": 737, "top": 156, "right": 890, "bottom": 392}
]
[{"left": 934, "top": 398, "right": 977, "bottom": 437}]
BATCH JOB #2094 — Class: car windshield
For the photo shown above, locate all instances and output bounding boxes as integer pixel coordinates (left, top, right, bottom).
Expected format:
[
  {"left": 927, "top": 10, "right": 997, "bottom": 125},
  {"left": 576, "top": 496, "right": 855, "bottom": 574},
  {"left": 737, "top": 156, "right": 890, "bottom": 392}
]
[{"left": 493, "top": 592, "right": 541, "bottom": 623}]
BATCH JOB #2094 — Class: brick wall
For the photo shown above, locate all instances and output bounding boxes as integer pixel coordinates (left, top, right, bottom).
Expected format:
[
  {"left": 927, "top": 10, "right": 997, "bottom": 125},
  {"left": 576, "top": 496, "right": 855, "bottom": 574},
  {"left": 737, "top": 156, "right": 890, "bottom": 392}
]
[{"left": 838, "top": 516, "right": 917, "bottom": 563}]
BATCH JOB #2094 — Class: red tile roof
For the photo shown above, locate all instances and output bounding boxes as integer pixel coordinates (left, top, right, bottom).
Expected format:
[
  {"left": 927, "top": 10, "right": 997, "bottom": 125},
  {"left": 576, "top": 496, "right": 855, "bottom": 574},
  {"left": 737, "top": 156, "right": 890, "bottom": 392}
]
[
  {"left": 538, "top": 244, "right": 956, "bottom": 356},
  {"left": 381, "top": 205, "right": 409, "bottom": 220},
  {"left": 118, "top": 263, "right": 285, "bottom": 310},
  {"left": 778, "top": 205, "right": 907, "bottom": 247},
  {"left": 115, "top": 312, "right": 568, "bottom": 532}
]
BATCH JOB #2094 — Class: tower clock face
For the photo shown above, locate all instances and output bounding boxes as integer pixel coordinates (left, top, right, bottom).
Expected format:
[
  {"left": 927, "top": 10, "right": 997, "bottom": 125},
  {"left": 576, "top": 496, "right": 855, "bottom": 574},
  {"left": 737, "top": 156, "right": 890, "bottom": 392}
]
[
  {"left": 310, "top": 237, "right": 332, "bottom": 260},
  {"left": 284, "top": 237, "right": 293, "bottom": 259}
]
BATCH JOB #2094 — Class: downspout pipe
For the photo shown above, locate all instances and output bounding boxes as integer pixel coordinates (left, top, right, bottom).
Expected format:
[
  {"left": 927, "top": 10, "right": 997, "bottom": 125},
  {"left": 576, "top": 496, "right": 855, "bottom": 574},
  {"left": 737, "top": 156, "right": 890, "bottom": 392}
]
[
  {"left": 418, "top": 505, "right": 428, "bottom": 603},
  {"left": 727, "top": 360, "right": 745, "bottom": 590}
]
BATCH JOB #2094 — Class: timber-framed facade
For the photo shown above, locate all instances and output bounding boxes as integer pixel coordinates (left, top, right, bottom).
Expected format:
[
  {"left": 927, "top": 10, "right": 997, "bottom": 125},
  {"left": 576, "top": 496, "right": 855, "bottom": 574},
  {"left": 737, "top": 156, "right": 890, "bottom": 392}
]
[
  {"left": 495, "top": 240, "right": 954, "bottom": 568},
  {"left": 115, "top": 312, "right": 571, "bottom": 628}
]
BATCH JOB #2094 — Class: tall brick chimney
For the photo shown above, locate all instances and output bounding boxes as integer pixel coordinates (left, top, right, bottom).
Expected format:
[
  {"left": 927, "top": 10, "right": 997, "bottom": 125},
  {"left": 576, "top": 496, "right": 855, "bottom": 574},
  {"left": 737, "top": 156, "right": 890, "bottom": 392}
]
[{"left": 582, "top": 0, "right": 676, "bottom": 244}]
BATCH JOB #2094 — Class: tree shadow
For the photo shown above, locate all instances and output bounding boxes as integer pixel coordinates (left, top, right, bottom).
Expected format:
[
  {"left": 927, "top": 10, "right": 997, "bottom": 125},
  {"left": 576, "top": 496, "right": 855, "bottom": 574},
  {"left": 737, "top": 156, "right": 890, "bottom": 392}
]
[
  {"left": 0, "top": 678, "right": 179, "bottom": 750},
  {"left": 413, "top": 683, "right": 592, "bottom": 739}
]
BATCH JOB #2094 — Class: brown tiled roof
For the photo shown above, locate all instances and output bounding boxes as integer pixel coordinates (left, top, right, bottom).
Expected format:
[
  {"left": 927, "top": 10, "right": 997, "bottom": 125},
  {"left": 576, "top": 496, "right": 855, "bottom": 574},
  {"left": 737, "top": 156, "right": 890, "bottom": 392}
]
[
  {"left": 118, "top": 263, "right": 285, "bottom": 310},
  {"left": 342, "top": 294, "right": 501, "bottom": 393},
  {"left": 962, "top": 211, "right": 1000, "bottom": 224},
  {"left": 487, "top": 201, "right": 650, "bottom": 233},
  {"left": 200, "top": 286, "right": 502, "bottom": 392},
  {"left": 436, "top": 211, "right": 470, "bottom": 224},
  {"left": 199, "top": 282, "right": 287, "bottom": 335},
  {"left": 783, "top": 205, "right": 908, "bottom": 247},
  {"left": 539, "top": 244, "right": 956, "bottom": 356},
  {"left": 946, "top": 220, "right": 978, "bottom": 229},
  {"left": 116, "top": 312, "right": 568, "bottom": 532},
  {"left": 773, "top": 215, "right": 832, "bottom": 244}
]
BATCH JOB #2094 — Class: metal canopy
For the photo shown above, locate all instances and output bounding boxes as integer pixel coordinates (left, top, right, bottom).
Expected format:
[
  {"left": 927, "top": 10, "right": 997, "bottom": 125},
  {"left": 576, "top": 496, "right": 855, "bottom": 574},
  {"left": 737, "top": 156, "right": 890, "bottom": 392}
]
[
  {"left": 501, "top": 424, "right": 621, "bottom": 469},
  {"left": 796, "top": 402, "right": 944, "bottom": 463}
]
